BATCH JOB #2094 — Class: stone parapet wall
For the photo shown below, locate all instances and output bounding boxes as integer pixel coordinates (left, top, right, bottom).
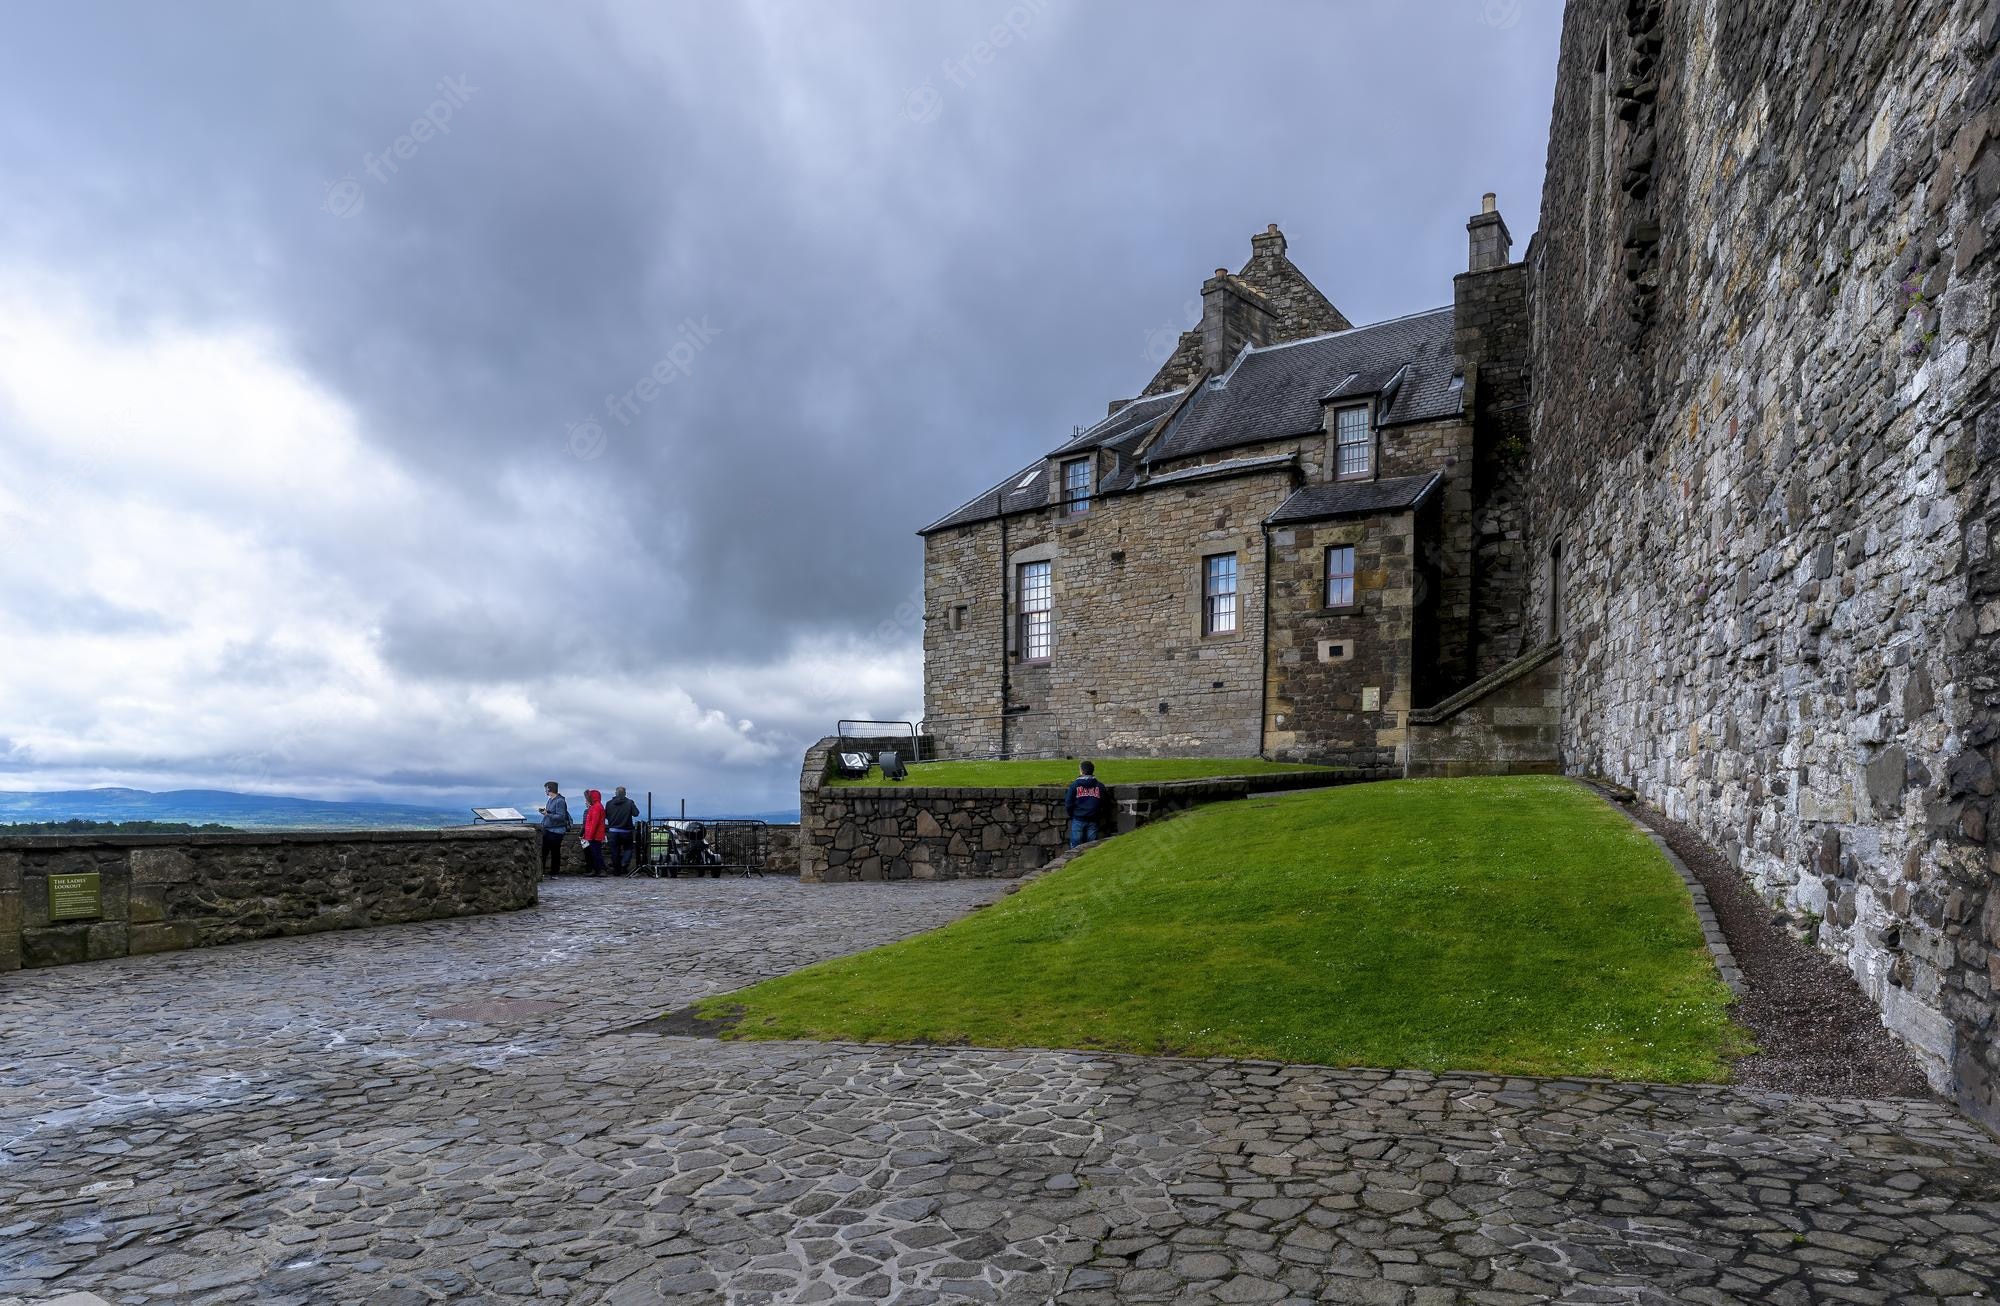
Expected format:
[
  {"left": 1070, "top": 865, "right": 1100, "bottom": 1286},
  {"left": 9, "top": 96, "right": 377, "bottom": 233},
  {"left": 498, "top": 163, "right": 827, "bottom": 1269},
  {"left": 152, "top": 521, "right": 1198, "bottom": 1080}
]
[
  {"left": 1406, "top": 642, "right": 1563, "bottom": 779},
  {"left": 800, "top": 769, "right": 1391, "bottom": 884},
  {"left": 0, "top": 827, "right": 539, "bottom": 971}
]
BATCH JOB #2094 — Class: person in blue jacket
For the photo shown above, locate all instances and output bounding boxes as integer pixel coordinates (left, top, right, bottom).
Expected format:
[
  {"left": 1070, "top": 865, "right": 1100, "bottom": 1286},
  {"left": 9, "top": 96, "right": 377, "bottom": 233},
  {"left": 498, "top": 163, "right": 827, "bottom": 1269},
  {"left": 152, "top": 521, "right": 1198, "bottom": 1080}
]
[
  {"left": 535, "top": 781, "right": 571, "bottom": 876},
  {"left": 1064, "top": 760, "right": 1107, "bottom": 848}
]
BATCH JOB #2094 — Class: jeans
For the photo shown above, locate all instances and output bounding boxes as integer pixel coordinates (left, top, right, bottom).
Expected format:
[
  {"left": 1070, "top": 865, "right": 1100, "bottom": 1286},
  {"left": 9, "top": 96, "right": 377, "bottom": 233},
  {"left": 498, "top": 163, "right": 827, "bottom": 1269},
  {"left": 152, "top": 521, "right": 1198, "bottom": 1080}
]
[
  {"left": 539, "top": 830, "right": 566, "bottom": 875},
  {"left": 607, "top": 830, "right": 635, "bottom": 875},
  {"left": 1068, "top": 818, "right": 1099, "bottom": 848}
]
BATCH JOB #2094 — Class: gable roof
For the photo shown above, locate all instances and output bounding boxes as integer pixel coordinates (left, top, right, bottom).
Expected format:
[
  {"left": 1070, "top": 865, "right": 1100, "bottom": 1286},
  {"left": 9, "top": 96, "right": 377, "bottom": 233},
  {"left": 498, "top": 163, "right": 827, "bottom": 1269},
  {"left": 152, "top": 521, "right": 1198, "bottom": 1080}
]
[
  {"left": 920, "top": 307, "right": 1460, "bottom": 536},
  {"left": 1267, "top": 472, "right": 1442, "bottom": 524},
  {"left": 1143, "top": 307, "right": 1458, "bottom": 466},
  {"left": 1049, "top": 389, "right": 1184, "bottom": 457}
]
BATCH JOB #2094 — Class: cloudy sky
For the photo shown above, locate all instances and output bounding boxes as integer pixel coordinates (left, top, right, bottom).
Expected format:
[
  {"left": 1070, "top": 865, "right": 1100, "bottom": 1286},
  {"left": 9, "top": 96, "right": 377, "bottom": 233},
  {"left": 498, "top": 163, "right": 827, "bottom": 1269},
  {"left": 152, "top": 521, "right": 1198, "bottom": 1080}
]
[{"left": 0, "top": 1, "right": 1562, "bottom": 816}]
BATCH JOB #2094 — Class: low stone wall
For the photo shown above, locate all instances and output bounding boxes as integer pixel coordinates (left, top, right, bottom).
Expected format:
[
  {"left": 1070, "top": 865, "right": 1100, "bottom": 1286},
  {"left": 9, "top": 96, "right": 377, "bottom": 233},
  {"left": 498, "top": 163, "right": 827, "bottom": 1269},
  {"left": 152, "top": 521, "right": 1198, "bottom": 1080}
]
[
  {"left": 1405, "top": 642, "right": 1564, "bottom": 778},
  {"left": 0, "top": 827, "right": 539, "bottom": 971},
  {"left": 765, "top": 824, "right": 801, "bottom": 875},
  {"left": 801, "top": 770, "right": 1389, "bottom": 884}
]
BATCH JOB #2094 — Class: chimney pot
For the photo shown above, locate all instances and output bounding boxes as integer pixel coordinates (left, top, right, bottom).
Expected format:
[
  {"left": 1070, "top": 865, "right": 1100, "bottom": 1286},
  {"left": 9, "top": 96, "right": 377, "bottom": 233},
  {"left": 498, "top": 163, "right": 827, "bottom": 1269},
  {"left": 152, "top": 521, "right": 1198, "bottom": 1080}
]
[
  {"left": 1482, "top": 192, "right": 1498, "bottom": 214},
  {"left": 1215, "top": 268, "right": 1229, "bottom": 277},
  {"left": 1267, "top": 223, "right": 1280, "bottom": 233}
]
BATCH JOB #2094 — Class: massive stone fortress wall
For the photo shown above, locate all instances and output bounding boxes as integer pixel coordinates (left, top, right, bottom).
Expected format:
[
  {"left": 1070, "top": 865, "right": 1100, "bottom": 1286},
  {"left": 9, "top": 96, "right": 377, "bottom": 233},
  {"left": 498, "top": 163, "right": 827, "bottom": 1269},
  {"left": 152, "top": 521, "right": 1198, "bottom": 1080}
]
[
  {"left": 0, "top": 827, "right": 539, "bottom": 970},
  {"left": 1529, "top": 0, "right": 2000, "bottom": 1121}
]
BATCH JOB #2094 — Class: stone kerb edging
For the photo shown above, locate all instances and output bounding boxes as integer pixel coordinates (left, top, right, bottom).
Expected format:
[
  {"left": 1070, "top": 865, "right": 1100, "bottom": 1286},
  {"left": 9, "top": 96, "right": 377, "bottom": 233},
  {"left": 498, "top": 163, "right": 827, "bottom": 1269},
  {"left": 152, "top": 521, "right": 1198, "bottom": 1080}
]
[{"left": 1588, "top": 785, "right": 1748, "bottom": 999}]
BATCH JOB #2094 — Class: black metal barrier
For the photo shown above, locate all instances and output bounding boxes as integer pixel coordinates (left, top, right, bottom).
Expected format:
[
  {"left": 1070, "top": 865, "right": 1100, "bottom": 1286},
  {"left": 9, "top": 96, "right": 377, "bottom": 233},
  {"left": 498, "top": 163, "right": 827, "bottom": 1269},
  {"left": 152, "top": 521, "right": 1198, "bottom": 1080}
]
[{"left": 630, "top": 818, "right": 771, "bottom": 878}]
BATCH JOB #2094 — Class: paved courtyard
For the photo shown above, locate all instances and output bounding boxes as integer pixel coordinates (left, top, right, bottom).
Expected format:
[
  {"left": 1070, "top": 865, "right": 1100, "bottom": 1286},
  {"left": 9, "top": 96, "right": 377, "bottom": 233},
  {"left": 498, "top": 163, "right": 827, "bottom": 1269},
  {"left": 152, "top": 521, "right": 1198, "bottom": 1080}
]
[{"left": 2, "top": 879, "right": 1998, "bottom": 1305}]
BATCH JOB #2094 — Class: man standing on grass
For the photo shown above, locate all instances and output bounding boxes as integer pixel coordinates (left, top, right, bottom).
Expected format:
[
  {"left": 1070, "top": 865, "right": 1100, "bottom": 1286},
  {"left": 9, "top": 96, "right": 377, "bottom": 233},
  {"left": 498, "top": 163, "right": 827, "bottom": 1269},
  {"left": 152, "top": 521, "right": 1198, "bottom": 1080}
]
[{"left": 1065, "top": 760, "right": 1106, "bottom": 848}]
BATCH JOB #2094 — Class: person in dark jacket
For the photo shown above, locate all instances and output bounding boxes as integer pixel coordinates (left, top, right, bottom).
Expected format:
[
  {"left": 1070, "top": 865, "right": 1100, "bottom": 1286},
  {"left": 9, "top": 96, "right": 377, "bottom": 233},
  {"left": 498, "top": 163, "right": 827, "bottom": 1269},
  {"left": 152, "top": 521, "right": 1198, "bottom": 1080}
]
[
  {"left": 1064, "top": 760, "right": 1106, "bottom": 848},
  {"left": 604, "top": 786, "right": 641, "bottom": 875},
  {"left": 536, "top": 781, "right": 571, "bottom": 876}
]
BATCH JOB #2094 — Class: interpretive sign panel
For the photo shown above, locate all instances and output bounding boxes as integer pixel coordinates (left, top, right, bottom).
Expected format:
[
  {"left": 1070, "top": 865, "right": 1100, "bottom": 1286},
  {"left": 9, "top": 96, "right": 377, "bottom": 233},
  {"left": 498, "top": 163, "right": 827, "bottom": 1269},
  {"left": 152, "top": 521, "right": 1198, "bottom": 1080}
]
[{"left": 49, "top": 872, "right": 103, "bottom": 922}]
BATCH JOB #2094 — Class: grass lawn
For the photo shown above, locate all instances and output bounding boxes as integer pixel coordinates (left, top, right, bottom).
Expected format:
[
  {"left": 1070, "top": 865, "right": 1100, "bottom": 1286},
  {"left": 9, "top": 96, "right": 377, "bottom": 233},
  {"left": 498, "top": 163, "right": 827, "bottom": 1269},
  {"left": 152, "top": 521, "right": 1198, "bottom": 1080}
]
[
  {"left": 702, "top": 775, "right": 1747, "bottom": 1082},
  {"left": 826, "top": 756, "right": 1339, "bottom": 788}
]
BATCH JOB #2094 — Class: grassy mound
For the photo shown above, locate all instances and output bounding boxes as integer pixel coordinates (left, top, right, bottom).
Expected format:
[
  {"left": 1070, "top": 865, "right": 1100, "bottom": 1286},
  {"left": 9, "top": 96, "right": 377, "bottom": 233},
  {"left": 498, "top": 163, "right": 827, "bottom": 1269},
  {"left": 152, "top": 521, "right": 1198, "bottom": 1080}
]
[{"left": 703, "top": 776, "right": 1746, "bottom": 1082}]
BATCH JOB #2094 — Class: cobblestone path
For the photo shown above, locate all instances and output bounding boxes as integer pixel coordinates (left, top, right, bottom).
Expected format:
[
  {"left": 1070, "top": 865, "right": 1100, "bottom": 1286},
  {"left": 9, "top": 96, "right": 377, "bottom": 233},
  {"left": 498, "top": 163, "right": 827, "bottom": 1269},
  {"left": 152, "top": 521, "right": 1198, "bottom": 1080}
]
[{"left": 3, "top": 879, "right": 1998, "bottom": 1304}]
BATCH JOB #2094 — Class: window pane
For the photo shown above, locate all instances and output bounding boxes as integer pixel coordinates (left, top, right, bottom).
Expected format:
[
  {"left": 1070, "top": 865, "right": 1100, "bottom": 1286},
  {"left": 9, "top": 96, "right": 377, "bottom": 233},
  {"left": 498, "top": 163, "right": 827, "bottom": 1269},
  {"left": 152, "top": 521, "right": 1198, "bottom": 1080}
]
[
  {"left": 1336, "top": 406, "right": 1371, "bottom": 478},
  {"left": 1203, "top": 553, "right": 1238, "bottom": 634},
  {"left": 1326, "top": 545, "right": 1355, "bottom": 608},
  {"left": 1019, "top": 562, "right": 1053, "bottom": 659},
  {"left": 1063, "top": 459, "right": 1092, "bottom": 514}
]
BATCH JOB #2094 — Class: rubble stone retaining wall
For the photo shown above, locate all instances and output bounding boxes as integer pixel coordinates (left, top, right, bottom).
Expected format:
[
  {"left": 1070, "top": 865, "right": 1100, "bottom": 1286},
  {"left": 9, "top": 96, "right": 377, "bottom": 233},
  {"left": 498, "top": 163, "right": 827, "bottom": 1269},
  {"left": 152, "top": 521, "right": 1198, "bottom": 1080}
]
[{"left": 0, "top": 827, "right": 538, "bottom": 971}]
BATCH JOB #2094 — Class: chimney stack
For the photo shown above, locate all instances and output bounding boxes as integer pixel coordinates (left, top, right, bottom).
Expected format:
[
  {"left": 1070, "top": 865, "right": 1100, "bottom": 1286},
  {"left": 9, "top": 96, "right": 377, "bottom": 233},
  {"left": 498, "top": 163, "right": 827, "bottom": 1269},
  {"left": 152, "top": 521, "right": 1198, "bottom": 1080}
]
[
  {"left": 1467, "top": 192, "right": 1513, "bottom": 272},
  {"left": 1201, "top": 267, "right": 1276, "bottom": 374},
  {"left": 1249, "top": 222, "right": 1288, "bottom": 262}
]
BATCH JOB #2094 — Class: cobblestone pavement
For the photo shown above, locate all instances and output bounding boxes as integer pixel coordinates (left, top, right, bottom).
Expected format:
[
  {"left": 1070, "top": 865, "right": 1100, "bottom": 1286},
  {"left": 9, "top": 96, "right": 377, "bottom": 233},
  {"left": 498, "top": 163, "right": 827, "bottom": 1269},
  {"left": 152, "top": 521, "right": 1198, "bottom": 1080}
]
[{"left": 3, "top": 880, "right": 1999, "bottom": 1305}]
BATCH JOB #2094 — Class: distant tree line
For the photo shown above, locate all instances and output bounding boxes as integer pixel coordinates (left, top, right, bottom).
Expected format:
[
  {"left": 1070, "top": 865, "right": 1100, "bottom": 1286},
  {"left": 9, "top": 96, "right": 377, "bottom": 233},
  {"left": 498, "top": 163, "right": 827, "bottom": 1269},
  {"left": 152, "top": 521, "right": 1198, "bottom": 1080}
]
[{"left": 0, "top": 819, "right": 241, "bottom": 835}]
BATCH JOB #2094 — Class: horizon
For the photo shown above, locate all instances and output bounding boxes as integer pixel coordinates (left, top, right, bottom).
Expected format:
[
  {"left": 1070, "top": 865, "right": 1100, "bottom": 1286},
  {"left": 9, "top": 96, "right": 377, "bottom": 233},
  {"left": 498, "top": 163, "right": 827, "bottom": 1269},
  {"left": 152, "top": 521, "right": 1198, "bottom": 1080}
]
[{"left": 0, "top": 2, "right": 1562, "bottom": 813}]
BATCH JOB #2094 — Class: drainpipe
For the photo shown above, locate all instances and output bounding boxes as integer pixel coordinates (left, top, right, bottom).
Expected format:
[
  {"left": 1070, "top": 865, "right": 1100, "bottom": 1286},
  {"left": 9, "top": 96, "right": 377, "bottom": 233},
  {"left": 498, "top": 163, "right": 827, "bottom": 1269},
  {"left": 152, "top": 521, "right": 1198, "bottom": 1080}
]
[
  {"left": 1258, "top": 523, "right": 1272, "bottom": 759},
  {"left": 998, "top": 512, "right": 1010, "bottom": 760}
]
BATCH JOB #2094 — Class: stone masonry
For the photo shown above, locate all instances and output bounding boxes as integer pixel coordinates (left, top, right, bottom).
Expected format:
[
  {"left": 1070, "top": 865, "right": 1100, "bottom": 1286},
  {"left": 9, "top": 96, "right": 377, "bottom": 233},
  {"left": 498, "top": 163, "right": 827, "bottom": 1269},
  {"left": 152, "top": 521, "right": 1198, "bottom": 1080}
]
[
  {"left": 0, "top": 827, "right": 537, "bottom": 971},
  {"left": 924, "top": 466, "right": 1288, "bottom": 760},
  {"left": 1405, "top": 641, "right": 1564, "bottom": 779},
  {"left": 1526, "top": 0, "right": 2000, "bottom": 1126},
  {"left": 1263, "top": 512, "right": 1418, "bottom": 767},
  {"left": 800, "top": 770, "right": 1381, "bottom": 884}
]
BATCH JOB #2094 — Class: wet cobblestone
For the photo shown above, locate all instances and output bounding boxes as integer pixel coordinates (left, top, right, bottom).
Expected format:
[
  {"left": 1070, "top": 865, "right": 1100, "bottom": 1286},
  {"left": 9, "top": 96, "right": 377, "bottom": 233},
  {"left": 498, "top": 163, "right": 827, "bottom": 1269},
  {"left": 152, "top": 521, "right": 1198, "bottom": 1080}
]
[{"left": 3, "top": 878, "right": 1998, "bottom": 1303}]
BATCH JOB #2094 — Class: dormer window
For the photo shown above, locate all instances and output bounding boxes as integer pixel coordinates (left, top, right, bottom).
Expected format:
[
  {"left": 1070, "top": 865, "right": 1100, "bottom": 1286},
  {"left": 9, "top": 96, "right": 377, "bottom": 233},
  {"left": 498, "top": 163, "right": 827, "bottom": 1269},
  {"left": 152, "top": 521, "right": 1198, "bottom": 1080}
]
[
  {"left": 1060, "top": 457, "right": 1093, "bottom": 516},
  {"left": 1334, "top": 405, "right": 1373, "bottom": 481}
]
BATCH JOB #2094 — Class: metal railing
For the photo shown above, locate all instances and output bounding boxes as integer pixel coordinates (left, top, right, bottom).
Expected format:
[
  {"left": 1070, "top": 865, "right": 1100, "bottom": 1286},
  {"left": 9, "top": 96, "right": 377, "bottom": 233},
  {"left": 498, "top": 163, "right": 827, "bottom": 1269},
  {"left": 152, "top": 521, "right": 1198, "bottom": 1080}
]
[
  {"left": 633, "top": 818, "right": 773, "bottom": 878},
  {"left": 836, "top": 720, "right": 934, "bottom": 761}
]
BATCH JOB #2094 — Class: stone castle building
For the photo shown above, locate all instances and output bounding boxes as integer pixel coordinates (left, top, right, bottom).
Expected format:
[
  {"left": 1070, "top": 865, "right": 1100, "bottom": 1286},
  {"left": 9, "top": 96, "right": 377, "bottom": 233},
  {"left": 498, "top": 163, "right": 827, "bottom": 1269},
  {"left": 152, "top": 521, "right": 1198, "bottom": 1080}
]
[
  {"left": 920, "top": 211, "right": 1538, "bottom": 771},
  {"left": 913, "top": 0, "right": 2000, "bottom": 1127}
]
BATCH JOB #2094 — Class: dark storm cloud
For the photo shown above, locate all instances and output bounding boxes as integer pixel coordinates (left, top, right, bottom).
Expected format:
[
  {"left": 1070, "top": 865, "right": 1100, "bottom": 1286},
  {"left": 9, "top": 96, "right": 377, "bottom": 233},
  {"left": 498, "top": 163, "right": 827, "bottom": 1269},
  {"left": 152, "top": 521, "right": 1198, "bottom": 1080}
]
[{"left": 0, "top": 0, "right": 1561, "bottom": 806}]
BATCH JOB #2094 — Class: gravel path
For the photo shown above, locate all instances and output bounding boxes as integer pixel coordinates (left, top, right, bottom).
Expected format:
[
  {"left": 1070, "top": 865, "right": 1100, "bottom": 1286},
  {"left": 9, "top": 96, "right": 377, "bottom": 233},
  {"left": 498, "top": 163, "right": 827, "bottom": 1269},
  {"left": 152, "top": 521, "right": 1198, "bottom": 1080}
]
[{"left": 1621, "top": 800, "right": 1935, "bottom": 1100}]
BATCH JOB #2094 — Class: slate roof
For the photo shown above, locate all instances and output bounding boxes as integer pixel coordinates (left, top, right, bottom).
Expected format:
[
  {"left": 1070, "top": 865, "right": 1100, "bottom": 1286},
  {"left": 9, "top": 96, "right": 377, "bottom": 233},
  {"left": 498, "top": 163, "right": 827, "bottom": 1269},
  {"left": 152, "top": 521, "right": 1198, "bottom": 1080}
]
[
  {"left": 920, "top": 459, "right": 1052, "bottom": 534},
  {"left": 1143, "top": 453, "right": 1297, "bottom": 488},
  {"left": 1144, "top": 307, "right": 1459, "bottom": 465},
  {"left": 1049, "top": 389, "right": 1184, "bottom": 457},
  {"left": 1266, "top": 472, "right": 1442, "bottom": 525},
  {"left": 920, "top": 306, "right": 1458, "bottom": 535},
  {"left": 921, "top": 390, "right": 1185, "bottom": 534}
]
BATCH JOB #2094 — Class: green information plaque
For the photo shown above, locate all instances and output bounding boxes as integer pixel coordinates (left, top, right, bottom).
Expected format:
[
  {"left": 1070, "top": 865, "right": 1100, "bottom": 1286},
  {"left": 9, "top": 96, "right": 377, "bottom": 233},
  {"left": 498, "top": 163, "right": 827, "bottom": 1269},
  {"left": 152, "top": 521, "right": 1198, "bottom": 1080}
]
[{"left": 48, "top": 872, "right": 103, "bottom": 922}]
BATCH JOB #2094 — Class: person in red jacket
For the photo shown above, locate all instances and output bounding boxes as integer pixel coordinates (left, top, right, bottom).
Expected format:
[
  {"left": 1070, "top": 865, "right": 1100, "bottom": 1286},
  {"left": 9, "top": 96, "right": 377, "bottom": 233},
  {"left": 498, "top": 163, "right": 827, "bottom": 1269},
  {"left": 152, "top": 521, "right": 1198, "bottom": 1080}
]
[{"left": 580, "top": 789, "right": 608, "bottom": 877}]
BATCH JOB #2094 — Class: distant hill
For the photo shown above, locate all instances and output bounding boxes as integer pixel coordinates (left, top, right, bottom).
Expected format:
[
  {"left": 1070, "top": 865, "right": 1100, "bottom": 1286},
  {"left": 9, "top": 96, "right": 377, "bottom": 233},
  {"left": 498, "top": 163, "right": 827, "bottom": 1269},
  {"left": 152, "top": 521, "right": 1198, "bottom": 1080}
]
[{"left": 0, "top": 788, "right": 468, "bottom": 832}]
